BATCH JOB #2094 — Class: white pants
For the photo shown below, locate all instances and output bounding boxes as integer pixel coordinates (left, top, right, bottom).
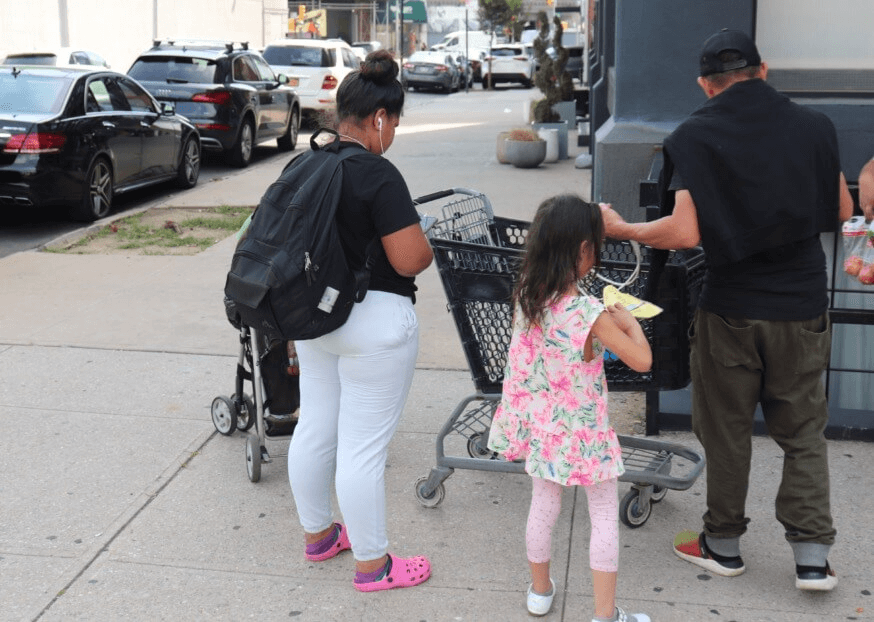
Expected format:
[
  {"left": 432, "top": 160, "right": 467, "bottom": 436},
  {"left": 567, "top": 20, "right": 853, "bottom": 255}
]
[{"left": 287, "top": 291, "right": 419, "bottom": 561}]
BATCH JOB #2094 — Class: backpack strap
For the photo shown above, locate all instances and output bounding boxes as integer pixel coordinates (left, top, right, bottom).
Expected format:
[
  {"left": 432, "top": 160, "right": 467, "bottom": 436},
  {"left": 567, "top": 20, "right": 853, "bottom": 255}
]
[{"left": 309, "top": 127, "right": 383, "bottom": 303}]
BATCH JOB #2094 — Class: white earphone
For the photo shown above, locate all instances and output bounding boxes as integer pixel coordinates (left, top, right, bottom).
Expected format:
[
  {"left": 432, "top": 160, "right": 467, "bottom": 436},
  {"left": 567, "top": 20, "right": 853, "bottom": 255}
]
[{"left": 378, "top": 117, "right": 383, "bottom": 130}]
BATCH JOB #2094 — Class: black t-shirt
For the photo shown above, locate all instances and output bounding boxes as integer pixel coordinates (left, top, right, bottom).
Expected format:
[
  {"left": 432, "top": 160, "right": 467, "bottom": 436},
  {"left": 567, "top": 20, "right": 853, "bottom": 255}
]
[
  {"left": 669, "top": 169, "right": 827, "bottom": 320},
  {"left": 336, "top": 143, "right": 422, "bottom": 301}
]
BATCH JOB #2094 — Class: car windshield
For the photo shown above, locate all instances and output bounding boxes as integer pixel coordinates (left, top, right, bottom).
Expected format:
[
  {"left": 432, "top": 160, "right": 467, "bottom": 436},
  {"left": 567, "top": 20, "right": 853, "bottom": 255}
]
[
  {"left": 263, "top": 46, "right": 332, "bottom": 68},
  {"left": 0, "top": 73, "right": 71, "bottom": 114},
  {"left": 491, "top": 48, "right": 523, "bottom": 57},
  {"left": 2, "top": 53, "right": 60, "bottom": 66},
  {"left": 128, "top": 56, "right": 218, "bottom": 83}
]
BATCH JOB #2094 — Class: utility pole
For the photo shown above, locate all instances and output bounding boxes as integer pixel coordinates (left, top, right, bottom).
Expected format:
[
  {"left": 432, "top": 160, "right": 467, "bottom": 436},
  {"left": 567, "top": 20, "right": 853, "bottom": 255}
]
[{"left": 58, "top": 0, "right": 69, "bottom": 46}]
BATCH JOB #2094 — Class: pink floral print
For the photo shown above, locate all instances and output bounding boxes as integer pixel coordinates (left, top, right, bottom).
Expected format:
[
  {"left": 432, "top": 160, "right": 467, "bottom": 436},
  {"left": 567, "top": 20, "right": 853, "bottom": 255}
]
[{"left": 487, "top": 293, "right": 625, "bottom": 486}]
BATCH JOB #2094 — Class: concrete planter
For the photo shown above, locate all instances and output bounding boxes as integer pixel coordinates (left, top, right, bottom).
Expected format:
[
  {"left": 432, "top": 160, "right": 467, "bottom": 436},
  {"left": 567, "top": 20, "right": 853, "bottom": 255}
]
[
  {"left": 505, "top": 139, "right": 547, "bottom": 168},
  {"left": 496, "top": 131, "right": 513, "bottom": 164},
  {"left": 532, "top": 121, "right": 569, "bottom": 160}
]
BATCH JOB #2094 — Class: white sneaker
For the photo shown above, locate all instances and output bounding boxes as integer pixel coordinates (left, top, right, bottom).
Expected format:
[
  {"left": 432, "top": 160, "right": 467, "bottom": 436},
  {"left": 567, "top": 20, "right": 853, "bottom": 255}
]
[
  {"left": 526, "top": 578, "right": 555, "bottom": 616},
  {"left": 592, "top": 606, "right": 651, "bottom": 622}
]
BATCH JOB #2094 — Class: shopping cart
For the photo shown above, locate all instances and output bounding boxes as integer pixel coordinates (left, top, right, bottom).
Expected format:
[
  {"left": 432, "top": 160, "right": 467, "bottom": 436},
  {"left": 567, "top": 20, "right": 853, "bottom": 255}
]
[{"left": 413, "top": 188, "right": 706, "bottom": 527}]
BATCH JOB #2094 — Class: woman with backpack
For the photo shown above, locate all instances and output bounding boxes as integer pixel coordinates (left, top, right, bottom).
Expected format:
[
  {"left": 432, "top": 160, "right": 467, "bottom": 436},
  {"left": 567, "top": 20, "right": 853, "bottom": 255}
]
[{"left": 286, "top": 49, "right": 434, "bottom": 592}]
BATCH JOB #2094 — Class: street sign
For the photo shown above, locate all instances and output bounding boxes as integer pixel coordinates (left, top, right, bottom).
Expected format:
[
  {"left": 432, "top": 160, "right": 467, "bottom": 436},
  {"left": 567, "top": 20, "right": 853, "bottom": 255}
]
[{"left": 389, "top": 0, "right": 428, "bottom": 23}]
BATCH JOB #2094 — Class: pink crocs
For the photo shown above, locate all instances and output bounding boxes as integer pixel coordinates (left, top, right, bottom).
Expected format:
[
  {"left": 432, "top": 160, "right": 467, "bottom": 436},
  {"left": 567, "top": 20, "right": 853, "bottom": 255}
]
[
  {"left": 304, "top": 523, "right": 351, "bottom": 562},
  {"left": 353, "top": 554, "right": 431, "bottom": 592}
]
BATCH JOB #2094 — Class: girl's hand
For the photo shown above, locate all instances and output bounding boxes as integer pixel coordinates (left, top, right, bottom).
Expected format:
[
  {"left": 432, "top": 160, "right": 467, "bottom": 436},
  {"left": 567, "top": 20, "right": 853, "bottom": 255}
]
[{"left": 606, "top": 303, "right": 636, "bottom": 332}]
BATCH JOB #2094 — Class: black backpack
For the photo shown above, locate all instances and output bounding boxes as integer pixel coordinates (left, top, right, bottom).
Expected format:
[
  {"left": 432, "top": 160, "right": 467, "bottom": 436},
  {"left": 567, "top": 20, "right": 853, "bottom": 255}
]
[{"left": 224, "top": 129, "right": 378, "bottom": 341}]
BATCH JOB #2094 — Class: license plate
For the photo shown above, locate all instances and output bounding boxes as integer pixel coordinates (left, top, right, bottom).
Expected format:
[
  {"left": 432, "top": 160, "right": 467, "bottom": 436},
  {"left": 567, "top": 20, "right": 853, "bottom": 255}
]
[{"left": 415, "top": 66, "right": 434, "bottom": 74}]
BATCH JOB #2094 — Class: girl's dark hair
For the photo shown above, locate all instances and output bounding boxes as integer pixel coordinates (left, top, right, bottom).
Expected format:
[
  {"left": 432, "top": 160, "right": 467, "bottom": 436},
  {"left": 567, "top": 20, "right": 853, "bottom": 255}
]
[
  {"left": 514, "top": 194, "right": 604, "bottom": 327},
  {"left": 336, "top": 49, "right": 404, "bottom": 121}
]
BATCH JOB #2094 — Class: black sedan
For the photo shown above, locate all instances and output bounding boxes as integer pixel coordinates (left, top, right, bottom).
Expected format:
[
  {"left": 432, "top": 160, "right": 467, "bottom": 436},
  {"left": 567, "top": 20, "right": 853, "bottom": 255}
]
[{"left": 0, "top": 66, "right": 201, "bottom": 221}]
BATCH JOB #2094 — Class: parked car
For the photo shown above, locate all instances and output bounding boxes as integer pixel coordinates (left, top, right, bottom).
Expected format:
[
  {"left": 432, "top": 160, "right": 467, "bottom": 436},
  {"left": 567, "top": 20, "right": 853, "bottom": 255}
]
[
  {"left": 401, "top": 51, "right": 463, "bottom": 93},
  {"left": 351, "top": 40, "right": 382, "bottom": 56},
  {"left": 2, "top": 47, "right": 111, "bottom": 69},
  {"left": 128, "top": 40, "right": 300, "bottom": 167},
  {"left": 262, "top": 38, "right": 359, "bottom": 125},
  {"left": 0, "top": 65, "right": 200, "bottom": 221},
  {"left": 481, "top": 44, "right": 535, "bottom": 88}
]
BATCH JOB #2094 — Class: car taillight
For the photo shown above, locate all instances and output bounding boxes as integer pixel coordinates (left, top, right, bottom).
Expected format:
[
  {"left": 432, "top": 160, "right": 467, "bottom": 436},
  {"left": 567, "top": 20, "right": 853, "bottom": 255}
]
[
  {"left": 192, "top": 91, "right": 233, "bottom": 105},
  {"left": 435, "top": 65, "right": 448, "bottom": 73},
  {"left": 196, "top": 123, "right": 232, "bottom": 131},
  {"left": 3, "top": 132, "right": 67, "bottom": 154},
  {"left": 483, "top": 56, "right": 494, "bottom": 62},
  {"left": 513, "top": 55, "right": 528, "bottom": 61},
  {"left": 321, "top": 75, "right": 339, "bottom": 90},
  {"left": 402, "top": 62, "right": 413, "bottom": 69}
]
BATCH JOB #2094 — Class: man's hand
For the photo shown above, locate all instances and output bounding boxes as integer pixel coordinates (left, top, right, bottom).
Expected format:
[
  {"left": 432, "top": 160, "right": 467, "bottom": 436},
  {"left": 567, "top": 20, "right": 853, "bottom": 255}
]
[{"left": 599, "top": 203, "right": 629, "bottom": 240}]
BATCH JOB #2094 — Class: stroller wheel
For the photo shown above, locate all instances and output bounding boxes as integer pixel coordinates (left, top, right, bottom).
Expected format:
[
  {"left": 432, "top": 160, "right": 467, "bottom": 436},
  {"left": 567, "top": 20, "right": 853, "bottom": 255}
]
[
  {"left": 246, "top": 434, "right": 262, "bottom": 482},
  {"left": 211, "top": 396, "right": 237, "bottom": 435},
  {"left": 232, "top": 393, "right": 256, "bottom": 431}
]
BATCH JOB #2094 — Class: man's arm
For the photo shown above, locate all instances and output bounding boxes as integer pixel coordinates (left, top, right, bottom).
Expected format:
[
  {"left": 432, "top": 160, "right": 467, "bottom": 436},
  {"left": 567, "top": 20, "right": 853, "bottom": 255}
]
[
  {"left": 600, "top": 189, "right": 701, "bottom": 250},
  {"left": 858, "top": 161, "right": 874, "bottom": 222}
]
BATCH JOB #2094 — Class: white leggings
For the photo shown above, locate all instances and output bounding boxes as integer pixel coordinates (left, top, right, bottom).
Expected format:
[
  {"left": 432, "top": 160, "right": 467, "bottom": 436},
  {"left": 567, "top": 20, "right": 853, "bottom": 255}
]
[
  {"left": 287, "top": 291, "right": 419, "bottom": 562},
  {"left": 526, "top": 476, "right": 619, "bottom": 572}
]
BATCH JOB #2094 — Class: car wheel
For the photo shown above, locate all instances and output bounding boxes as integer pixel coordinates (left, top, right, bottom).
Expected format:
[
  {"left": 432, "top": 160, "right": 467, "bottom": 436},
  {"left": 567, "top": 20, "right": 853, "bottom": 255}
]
[
  {"left": 176, "top": 136, "right": 201, "bottom": 189},
  {"left": 277, "top": 107, "right": 299, "bottom": 151},
  {"left": 481, "top": 75, "right": 489, "bottom": 89},
  {"left": 227, "top": 117, "right": 254, "bottom": 168},
  {"left": 71, "top": 156, "right": 112, "bottom": 222}
]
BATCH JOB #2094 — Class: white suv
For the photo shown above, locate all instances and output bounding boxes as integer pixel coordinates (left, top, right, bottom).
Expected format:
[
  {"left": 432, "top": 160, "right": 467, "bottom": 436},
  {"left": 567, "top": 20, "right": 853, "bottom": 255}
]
[
  {"left": 262, "top": 39, "right": 360, "bottom": 124},
  {"left": 481, "top": 44, "right": 535, "bottom": 89}
]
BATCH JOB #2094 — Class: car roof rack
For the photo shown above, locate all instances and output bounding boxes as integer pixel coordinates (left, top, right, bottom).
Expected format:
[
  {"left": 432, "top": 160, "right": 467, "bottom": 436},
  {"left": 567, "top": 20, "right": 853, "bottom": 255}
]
[{"left": 151, "top": 39, "right": 250, "bottom": 52}]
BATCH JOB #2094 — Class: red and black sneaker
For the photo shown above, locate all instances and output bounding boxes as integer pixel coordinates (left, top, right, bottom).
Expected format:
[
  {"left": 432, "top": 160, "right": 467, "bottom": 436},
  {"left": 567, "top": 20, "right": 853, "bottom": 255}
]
[{"left": 673, "top": 530, "right": 745, "bottom": 577}]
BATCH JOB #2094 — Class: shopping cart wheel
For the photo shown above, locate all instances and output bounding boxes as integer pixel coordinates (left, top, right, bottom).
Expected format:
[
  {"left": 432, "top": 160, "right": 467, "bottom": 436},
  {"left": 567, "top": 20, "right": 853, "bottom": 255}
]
[
  {"left": 232, "top": 393, "right": 256, "bottom": 431},
  {"left": 211, "top": 396, "right": 237, "bottom": 436},
  {"left": 414, "top": 476, "right": 445, "bottom": 508},
  {"left": 619, "top": 489, "right": 652, "bottom": 528},
  {"left": 467, "top": 433, "right": 498, "bottom": 460},
  {"left": 246, "top": 435, "right": 261, "bottom": 483},
  {"left": 650, "top": 486, "right": 668, "bottom": 503}
]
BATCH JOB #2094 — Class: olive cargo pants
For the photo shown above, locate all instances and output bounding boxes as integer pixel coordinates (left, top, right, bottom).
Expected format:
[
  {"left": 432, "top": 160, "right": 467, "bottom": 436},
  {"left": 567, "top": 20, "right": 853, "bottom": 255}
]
[{"left": 689, "top": 308, "right": 836, "bottom": 546}]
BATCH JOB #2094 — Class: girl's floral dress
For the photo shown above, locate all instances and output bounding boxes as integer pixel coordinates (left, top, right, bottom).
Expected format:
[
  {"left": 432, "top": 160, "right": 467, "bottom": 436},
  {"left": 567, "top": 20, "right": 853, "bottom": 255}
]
[{"left": 487, "top": 293, "right": 625, "bottom": 486}]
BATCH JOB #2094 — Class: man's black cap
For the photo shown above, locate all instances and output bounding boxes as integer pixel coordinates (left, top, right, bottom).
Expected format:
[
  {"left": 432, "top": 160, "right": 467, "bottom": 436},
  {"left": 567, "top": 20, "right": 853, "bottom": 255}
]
[{"left": 699, "top": 29, "right": 761, "bottom": 77}]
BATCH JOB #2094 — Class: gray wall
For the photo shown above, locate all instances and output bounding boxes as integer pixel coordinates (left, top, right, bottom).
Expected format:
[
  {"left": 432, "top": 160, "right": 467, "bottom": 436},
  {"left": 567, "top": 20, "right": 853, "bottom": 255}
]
[{"left": 591, "top": 0, "right": 755, "bottom": 218}]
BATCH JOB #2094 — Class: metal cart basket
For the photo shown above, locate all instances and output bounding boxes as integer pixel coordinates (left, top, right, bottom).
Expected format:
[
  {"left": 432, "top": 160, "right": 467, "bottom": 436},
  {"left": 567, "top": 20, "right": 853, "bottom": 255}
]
[{"left": 414, "top": 189, "right": 706, "bottom": 527}]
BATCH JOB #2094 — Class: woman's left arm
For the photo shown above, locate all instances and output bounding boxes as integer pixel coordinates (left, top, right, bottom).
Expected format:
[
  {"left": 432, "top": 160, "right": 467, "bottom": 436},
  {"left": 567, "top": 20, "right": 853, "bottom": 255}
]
[{"left": 381, "top": 224, "right": 434, "bottom": 277}]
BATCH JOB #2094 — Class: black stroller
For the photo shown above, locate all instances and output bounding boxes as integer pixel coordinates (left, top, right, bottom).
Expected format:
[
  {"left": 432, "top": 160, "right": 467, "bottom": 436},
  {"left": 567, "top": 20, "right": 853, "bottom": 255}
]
[{"left": 211, "top": 298, "right": 300, "bottom": 482}]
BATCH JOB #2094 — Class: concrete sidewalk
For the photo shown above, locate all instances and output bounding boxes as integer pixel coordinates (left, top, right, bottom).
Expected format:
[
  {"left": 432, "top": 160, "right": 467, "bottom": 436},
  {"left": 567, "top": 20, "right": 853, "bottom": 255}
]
[{"left": 1, "top": 89, "right": 871, "bottom": 622}]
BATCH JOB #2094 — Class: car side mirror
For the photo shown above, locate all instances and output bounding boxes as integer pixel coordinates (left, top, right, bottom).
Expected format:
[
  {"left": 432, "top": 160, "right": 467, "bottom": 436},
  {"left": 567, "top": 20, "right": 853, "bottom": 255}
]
[
  {"left": 160, "top": 101, "right": 175, "bottom": 115},
  {"left": 277, "top": 74, "right": 289, "bottom": 85}
]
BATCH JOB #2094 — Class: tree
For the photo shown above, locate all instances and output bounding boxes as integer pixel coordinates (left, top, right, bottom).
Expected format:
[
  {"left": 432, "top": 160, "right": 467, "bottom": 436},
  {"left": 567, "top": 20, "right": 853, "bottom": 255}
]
[{"left": 478, "top": 0, "right": 524, "bottom": 43}]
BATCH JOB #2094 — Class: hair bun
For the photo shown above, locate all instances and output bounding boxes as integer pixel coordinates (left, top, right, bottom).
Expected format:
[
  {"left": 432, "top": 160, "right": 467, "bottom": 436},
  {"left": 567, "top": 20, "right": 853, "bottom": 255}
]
[{"left": 360, "top": 49, "right": 399, "bottom": 85}]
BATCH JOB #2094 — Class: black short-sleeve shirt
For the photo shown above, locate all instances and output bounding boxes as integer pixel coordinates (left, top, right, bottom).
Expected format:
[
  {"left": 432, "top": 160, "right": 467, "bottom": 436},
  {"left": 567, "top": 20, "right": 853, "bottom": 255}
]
[
  {"left": 669, "top": 169, "right": 827, "bottom": 320},
  {"left": 336, "top": 143, "right": 422, "bottom": 301}
]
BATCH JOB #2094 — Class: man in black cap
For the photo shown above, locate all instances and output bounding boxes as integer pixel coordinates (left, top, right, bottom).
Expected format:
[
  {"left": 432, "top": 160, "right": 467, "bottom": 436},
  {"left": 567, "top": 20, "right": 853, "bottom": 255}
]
[{"left": 600, "top": 29, "right": 854, "bottom": 591}]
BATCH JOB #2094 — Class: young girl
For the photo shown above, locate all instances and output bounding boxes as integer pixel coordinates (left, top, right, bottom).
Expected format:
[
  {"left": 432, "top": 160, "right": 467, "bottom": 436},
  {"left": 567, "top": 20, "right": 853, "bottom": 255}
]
[{"left": 487, "top": 195, "right": 652, "bottom": 622}]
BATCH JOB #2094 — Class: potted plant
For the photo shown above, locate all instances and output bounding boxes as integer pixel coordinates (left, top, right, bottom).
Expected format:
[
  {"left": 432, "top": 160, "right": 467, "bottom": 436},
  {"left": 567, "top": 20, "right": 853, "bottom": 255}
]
[
  {"left": 503, "top": 127, "right": 547, "bottom": 168},
  {"left": 530, "top": 11, "right": 574, "bottom": 158}
]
